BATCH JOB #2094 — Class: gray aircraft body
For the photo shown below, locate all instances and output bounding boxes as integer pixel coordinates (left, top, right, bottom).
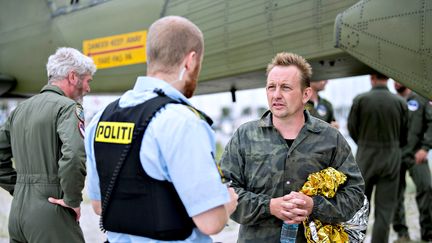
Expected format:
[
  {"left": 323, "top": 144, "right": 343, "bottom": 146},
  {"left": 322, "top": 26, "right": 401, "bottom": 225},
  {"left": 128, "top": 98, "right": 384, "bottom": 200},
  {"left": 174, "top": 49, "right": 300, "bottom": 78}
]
[{"left": 0, "top": 0, "right": 430, "bottom": 99}]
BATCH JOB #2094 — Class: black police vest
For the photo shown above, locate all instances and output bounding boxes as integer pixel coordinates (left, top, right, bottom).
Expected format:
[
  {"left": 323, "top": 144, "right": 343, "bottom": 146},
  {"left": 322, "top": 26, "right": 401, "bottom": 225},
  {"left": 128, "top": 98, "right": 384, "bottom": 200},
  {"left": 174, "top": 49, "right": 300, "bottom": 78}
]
[{"left": 94, "top": 94, "right": 197, "bottom": 240}]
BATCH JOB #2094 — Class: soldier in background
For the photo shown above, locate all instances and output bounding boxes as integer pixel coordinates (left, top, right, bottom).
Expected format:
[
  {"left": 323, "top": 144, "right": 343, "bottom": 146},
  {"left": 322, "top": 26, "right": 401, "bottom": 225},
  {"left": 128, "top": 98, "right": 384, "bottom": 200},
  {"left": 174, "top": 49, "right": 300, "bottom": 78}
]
[
  {"left": 220, "top": 52, "right": 365, "bottom": 242},
  {"left": 393, "top": 82, "right": 432, "bottom": 242},
  {"left": 0, "top": 47, "right": 96, "bottom": 242},
  {"left": 305, "top": 80, "right": 339, "bottom": 129},
  {"left": 348, "top": 72, "right": 408, "bottom": 243}
]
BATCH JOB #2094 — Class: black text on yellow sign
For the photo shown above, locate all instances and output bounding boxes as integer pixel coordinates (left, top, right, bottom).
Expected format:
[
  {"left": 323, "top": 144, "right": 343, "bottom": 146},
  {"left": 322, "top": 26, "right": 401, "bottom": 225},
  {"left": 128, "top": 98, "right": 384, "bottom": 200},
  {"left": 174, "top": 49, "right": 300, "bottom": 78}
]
[
  {"left": 83, "top": 31, "right": 147, "bottom": 69},
  {"left": 95, "top": 122, "right": 135, "bottom": 144}
]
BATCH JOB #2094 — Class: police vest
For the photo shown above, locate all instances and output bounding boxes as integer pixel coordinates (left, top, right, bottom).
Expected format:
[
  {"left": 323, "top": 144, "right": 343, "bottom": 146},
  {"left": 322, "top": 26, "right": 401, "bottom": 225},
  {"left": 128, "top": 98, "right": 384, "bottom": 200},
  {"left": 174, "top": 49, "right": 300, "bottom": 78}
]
[{"left": 94, "top": 92, "right": 209, "bottom": 240}]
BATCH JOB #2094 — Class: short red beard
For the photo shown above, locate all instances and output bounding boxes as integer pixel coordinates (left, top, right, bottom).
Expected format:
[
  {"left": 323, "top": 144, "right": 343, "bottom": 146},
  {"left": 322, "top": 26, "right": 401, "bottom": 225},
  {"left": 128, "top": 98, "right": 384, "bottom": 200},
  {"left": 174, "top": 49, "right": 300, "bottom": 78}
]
[{"left": 183, "top": 64, "right": 200, "bottom": 98}]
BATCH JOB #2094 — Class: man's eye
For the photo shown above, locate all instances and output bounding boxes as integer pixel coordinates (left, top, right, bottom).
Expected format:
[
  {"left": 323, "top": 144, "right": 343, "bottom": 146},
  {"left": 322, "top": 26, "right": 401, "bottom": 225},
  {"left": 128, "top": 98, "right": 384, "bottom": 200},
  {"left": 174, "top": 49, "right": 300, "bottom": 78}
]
[{"left": 267, "top": 85, "right": 275, "bottom": 90}]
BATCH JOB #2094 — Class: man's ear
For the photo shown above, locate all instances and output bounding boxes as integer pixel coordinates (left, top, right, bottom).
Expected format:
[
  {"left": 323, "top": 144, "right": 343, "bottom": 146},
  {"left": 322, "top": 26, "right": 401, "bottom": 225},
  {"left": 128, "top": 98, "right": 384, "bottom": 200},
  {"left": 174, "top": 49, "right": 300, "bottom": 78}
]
[
  {"left": 184, "top": 51, "right": 197, "bottom": 71},
  {"left": 67, "top": 71, "right": 78, "bottom": 85},
  {"left": 303, "top": 87, "right": 312, "bottom": 104}
]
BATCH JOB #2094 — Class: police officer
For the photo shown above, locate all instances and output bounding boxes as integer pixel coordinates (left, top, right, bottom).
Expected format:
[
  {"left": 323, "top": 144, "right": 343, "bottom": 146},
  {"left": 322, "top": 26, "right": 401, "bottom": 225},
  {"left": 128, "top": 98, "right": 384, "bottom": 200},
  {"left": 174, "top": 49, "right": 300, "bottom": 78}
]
[
  {"left": 0, "top": 47, "right": 96, "bottom": 242},
  {"left": 393, "top": 82, "right": 432, "bottom": 242},
  {"left": 85, "top": 16, "right": 238, "bottom": 242},
  {"left": 305, "top": 80, "right": 339, "bottom": 128},
  {"left": 348, "top": 72, "right": 408, "bottom": 243}
]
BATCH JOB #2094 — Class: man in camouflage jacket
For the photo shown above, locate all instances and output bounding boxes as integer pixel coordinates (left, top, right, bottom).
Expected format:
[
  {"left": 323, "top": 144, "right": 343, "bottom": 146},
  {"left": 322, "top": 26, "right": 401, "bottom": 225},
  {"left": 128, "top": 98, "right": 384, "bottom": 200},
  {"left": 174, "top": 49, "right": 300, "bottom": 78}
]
[{"left": 220, "top": 52, "right": 365, "bottom": 243}]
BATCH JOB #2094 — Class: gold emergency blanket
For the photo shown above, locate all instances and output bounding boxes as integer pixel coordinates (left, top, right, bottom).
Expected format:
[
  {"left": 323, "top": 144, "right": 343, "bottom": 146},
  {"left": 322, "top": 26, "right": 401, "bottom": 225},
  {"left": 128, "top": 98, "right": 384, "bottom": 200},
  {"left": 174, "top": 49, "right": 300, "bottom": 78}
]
[{"left": 300, "top": 167, "right": 349, "bottom": 243}]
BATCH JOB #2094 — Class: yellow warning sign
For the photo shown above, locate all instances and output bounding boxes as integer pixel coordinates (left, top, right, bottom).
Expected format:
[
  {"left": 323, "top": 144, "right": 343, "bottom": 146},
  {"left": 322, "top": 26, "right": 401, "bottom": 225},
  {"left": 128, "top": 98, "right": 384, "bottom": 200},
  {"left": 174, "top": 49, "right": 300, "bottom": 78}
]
[
  {"left": 95, "top": 122, "right": 135, "bottom": 144},
  {"left": 83, "top": 31, "right": 146, "bottom": 69}
]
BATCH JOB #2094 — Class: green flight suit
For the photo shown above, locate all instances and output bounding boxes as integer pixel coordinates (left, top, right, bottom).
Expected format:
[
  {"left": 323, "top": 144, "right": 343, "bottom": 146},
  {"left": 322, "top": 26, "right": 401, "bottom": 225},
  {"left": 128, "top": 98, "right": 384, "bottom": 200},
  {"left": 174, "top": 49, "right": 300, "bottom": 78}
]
[
  {"left": 393, "top": 92, "right": 432, "bottom": 240},
  {"left": 305, "top": 96, "right": 336, "bottom": 123},
  {"left": 0, "top": 85, "right": 86, "bottom": 243},
  {"left": 348, "top": 85, "right": 408, "bottom": 243},
  {"left": 220, "top": 110, "right": 365, "bottom": 243}
]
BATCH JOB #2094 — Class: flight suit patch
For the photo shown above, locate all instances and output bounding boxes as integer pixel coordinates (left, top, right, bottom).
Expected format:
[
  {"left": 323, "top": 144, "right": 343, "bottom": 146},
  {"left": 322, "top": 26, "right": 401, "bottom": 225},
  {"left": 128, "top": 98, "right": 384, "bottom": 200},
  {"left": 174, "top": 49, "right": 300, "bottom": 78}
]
[
  {"left": 317, "top": 104, "right": 328, "bottom": 116},
  {"left": 75, "top": 104, "right": 85, "bottom": 122},
  {"left": 407, "top": 100, "right": 419, "bottom": 111},
  {"left": 78, "top": 121, "right": 85, "bottom": 138},
  {"left": 76, "top": 104, "right": 85, "bottom": 138}
]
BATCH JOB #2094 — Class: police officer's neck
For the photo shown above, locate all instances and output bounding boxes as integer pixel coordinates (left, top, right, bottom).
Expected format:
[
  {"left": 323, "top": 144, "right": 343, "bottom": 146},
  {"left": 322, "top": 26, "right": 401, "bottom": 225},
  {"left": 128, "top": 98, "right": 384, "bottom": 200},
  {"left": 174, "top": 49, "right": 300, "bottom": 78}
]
[
  {"left": 148, "top": 70, "right": 185, "bottom": 91},
  {"left": 148, "top": 69, "right": 177, "bottom": 82}
]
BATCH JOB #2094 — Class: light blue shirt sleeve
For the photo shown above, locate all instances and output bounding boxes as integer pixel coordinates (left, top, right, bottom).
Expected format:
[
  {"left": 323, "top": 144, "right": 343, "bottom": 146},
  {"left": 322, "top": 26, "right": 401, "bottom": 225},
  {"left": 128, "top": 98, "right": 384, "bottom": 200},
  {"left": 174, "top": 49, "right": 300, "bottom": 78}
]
[
  {"left": 85, "top": 110, "right": 103, "bottom": 200},
  {"left": 144, "top": 104, "right": 229, "bottom": 216}
]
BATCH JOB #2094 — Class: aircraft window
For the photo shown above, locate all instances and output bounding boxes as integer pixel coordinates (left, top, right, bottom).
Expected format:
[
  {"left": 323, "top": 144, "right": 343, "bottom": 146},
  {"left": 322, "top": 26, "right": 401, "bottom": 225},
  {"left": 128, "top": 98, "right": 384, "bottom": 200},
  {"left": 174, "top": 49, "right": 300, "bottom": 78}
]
[{"left": 47, "top": 0, "right": 109, "bottom": 17}]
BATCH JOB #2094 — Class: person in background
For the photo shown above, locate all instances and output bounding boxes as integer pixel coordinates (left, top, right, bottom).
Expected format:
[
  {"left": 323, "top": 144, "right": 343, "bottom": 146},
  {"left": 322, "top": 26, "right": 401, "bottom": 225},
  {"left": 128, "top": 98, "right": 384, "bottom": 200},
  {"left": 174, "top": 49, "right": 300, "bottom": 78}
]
[
  {"left": 348, "top": 72, "right": 408, "bottom": 243},
  {"left": 85, "top": 16, "right": 238, "bottom": 243},
  {"left": 305, "top": 80, "right": 339, "bottom": 129},
  {"left": 0, "top": 47, "right": 96, "bottom": 242},
  {"left": 393, "top": 82, "right": 432, "bottom": 242},
  {"left": 220, "top": 52, "right": 365, "bottom": 242}
]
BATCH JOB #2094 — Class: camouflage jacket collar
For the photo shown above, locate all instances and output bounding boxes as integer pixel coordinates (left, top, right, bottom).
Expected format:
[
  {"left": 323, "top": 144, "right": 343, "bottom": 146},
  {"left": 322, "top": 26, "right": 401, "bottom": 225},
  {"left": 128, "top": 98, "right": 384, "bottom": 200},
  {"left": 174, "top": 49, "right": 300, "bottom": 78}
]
[{"left": 259, "top": 109, "right": 322, "bottom": 134}]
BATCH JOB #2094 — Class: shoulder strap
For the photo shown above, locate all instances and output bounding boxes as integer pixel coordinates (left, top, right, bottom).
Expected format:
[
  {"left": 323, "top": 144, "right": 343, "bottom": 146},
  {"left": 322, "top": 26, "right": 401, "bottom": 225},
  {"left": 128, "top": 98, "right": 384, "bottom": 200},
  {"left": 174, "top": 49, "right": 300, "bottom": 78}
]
[{"left": 155, "top": 87, "right": 213, "bottom": 125}]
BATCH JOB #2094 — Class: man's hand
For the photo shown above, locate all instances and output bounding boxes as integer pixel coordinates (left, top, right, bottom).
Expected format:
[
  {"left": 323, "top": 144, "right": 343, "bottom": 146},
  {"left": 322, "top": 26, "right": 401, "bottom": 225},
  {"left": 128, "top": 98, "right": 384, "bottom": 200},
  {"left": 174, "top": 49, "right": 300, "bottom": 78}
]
[
  {"left": 48, "top": 197, "right": 81, "bottom": 222},
  {"left": 415, "top": 149, "right": 428, "bottom": 164},
  {"left": 225, "top": 187, "right": 239, "bottom": 216},
  {"left": 91, "top": 200, "right": 102, "bottom": 215},
  {"left": 330, "top": 121, "right": 340, "bottom": 129},
  {"left": 270, "top": 196, "right": 287, "bottom": 221},
  {"left": 281, "top": 192, "right": 313, "bottom": 224},
  {"left": 270, "top": 192, "right": 312, "bottom": 222}
]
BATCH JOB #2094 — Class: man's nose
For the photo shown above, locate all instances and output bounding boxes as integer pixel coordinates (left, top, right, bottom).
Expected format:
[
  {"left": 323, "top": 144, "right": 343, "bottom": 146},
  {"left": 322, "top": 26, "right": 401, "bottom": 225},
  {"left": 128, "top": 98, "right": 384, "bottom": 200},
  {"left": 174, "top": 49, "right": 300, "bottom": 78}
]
[{"left": 273, "top": 86, "right": 282, "bottom": 98}]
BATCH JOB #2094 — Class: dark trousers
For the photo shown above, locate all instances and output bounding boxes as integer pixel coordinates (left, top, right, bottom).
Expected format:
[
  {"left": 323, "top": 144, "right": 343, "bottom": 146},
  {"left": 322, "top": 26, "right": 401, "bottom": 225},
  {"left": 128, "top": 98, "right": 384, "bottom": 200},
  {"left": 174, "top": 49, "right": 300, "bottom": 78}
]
[
  {"left": 393, "top": 161, "right": 432, "bottom": 239},
  {"left": 357, "top": 146, "right": 401, "bottom": 243}
]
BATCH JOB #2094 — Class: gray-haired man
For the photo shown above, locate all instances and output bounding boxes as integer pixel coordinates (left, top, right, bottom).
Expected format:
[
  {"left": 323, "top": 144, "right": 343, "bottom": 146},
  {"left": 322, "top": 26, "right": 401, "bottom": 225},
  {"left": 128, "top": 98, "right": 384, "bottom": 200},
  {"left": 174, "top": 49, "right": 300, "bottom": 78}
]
[{"left": 0, "top": 47, "right": 96, "bottom": 242}]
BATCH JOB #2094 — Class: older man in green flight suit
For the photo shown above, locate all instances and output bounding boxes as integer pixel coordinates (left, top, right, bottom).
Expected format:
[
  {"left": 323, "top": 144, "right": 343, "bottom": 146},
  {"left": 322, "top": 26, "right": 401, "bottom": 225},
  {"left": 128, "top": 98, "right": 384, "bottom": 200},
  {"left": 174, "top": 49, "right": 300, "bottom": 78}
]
[{"left": 0, "top": 47, "right": 96, "bottom": 242}]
